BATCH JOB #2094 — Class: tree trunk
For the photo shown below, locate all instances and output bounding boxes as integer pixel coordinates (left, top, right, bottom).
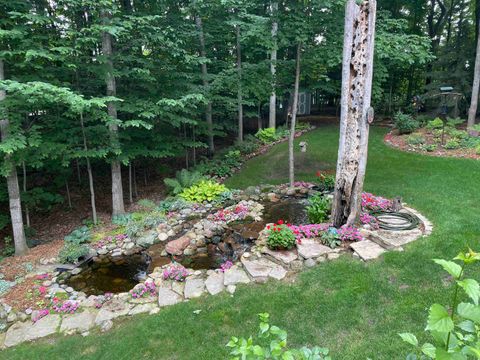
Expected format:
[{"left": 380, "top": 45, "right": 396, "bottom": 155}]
[
  {"left": 102, "top": 11, "right": 125, "bottom": 216},
  {"left": 22, "top": 161, "right": 30, "bottom": 227},
  {"left": 65, "top": 180, "right": 72, "bottom": 209},
  {"left": 268, "top": 1, "right": 278, "bottom": 129},
  {"left": 195, "top": 13, "right": 214, "bottom": 154},
  {"left": 0, "top": 60, "right": 28, "bottom": 256},
  {"left": 332, "top": 0, "right": 377, "bottom": 228},
  {"left": 80, "top": 112, "right": 97, "bottom": 225},
  {"left": 257, "top": 102, "right": 262, "bottom": 131},
  {"left": 289, "top": 43, "right": 301, "bottom": 187},
  {"left": 236, "top": 25, "right": 243, "bottom": 142},
  {"left": 468, "top": 26, "right": 480, "bottom": 131},
  {"left": 128, "top": 162, "right": 133, "bottom": 204},
  {"left": 133, "top": 162, "right": 138, "bottom": 198}
]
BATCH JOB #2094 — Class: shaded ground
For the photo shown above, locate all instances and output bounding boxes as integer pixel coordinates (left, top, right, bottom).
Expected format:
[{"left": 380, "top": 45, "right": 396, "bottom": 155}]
[{"left": 2, "top": 125, "right": 480, "bottom": 359}]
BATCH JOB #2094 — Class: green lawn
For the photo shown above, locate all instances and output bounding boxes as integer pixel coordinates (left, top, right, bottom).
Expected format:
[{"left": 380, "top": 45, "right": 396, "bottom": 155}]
[{"left": 2, "top": 126, "right": 480, "bottom": 360}]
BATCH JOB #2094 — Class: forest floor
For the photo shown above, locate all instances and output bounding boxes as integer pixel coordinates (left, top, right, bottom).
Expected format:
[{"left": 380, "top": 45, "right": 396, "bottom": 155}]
[{"left": 2, "top": 125, "right": 480, "bottom": 359}]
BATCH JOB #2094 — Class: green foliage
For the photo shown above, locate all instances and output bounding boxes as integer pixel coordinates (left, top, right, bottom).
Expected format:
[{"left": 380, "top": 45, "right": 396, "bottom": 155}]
[
  {"left": 255, "top": 128, "right": 280, "bottom": 144},
  {"left": 400, "top": 250, "right": 480, "bottom": 359},
  {"left": 321, "top": 228, "right": 341, "bottom": 249},
  {"left": 447, "top": 118, "right": 465, "bottom": 127},
  {"left": 58, "top": 242, "right": 89, "bottom": 264},
  {"left": 137, "top": 199, "right": 157, "bottom": 210},
  {"left": 2, "top": 237, "right": 15, "bottom": 258},
  {"left": 306, "top": 194, "right": 331, "bottom": 224},
  {"left": 394, "top": 112, "right": 419, "bottom": 135},
  {"left": 164, "top": 169, "right": 204, "bottom": 195},
  {"left": 266, "top": 223, "right": 296, "bottom": 250},
  {"left": 157, "top": 198, "right": 189, "bottom": 212},
  {"left": 232, "top": 135, "right": 260, "bottom": 155},
  {"left": 226, "top": 313, "right": 331, "bottom": 360},
  {"left": 426, "top": 118, "right": 444, "bottom": 130},
  {"left": 444, "top": 139, "right": 460, "bottom": 150},
  {"left": 112, "top": 214, "right": 132, "bottom": 226},
  {"left": 316, "top": 174, "right": 335, "bottom": 193},
  {"left": 460, "top": 137, "right": 480, "bottom": 149},
  {"left": 64, "top": 226, "right": 91, "bottom": 245},
  {"left": 179, "top": 180, "right": 227, "bottom": 203},
  {"left": 448, "top": 129, "right": 469, "bottom": 140},
  {"left": 406, "top": 133, "right": 425, "bottom": 146},
  {"left": 421, "top": 144, "right": 437, "bottom": 152},
  {"left": 476, "top": 145, "right": 480, "bottom": 156},
  {"left": 224, "top": 150, "right": 242, "bottom": 169},
  {"left": 0, "top": 214, "right": 9, "bottom": 232},
  {"left": 22, "top": 188, "right": 63, "bottom": 213}
]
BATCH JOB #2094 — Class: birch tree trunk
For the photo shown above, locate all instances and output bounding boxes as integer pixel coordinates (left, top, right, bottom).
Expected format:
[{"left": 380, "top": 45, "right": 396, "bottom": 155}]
[
  {"left": 80, "top": 112, "right": 97, "bottom": 225},
  {"left": 102, "top": 11, "right": 125, "bottom": 216},
  {"left": 195, "top": 13, "right": 214, "bottom": 154},
  {"left": 289, "top": 43, "right": 301, "bottom": 187},
  {"left": 236, "top": 25, "right": 243, "bottom": 143},
  {"left": 22, "top": 161, "right": 30, "bottom": 227},
  {"left": 332, "top": 0, "right": 377, "bottom": 228},
  {"left": 268, "top": 1, "right": 278, "bottom": 129},
  {"left": 468, "top": 26, "right": 480, "bottom": 132},
  {"left": 0, "top": 59, "right": 28, "bottom": 256}
]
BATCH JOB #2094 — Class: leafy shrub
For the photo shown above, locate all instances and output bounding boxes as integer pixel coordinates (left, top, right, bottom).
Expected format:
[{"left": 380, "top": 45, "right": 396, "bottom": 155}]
[
  {"left": 306, "top": 194, "right": 331, "bottom": 224},
  {"left": 226, "top": 313, "right": 331, "bottom": 360},
  {"left": 275, "top": 125, "right": 290, "bottom": 138},
  {"left": 2, "top": 237, "right": 14, "bottom": 257},
  {"left": 22, "top": 188, "right": 63, "bottom": 213},
  {"left": 224, "top": 150, "right": 242, "bottom": 168},
  {"left": 461, "top": 136, "right": 480, "bottom": 149},
  {"left": 406, "top": 133, "right": 425, "bottom": 146},
  {"left": 446, "top": 117, "right": 464, "bottom": 127},
  {"left": 416, "top": 115, "right": 431, "bottom": 127},
  {"left": 164, "top": 169, "right": 204, "bottom": 195},
  {"left": 421, "top": 144, "right": 437, "bottom": 152},
  {"left": 255, "top": 127, "right": 280, "bottom": 144},
  {"left": 232, "top": 136, "right": 260, "bottom": 155},
  {"left": 266, "top": 221, "right": 296, "bottom": 250},
  {"left": 472, "top": 124, "right": 480, "bottom": 132},
  {"left": 321, "top": 228, "right": 341, "bottom": 249},
  {"left": 157, "top": 198, "right": 189, "bottom": 212},
  {"left": 426, "top": 118, "right": 444, "bottom": 130},
  {"left": 125, "top": 221, "right": 143, "bottom": 239},
  {"left": 394, "top": 112, "right": 419, "bottom": 134},
  {"left": 315, "top": 172, "right": 335, "bottom": 192},
  {"left": 64, "top": 226, "right": 91, "bottom": 245},
  {"left": 476, "top": 144, "right": 480, "bottom": 155},
  {"left": 112, "top": 213, "right": 132, "bottom": 226},
  {"left": 444, "top": 139, "right": 460, "bottom": 149},
  {"left": 0, "top": 214, "right": 9, "bottom": 232},
  {"left": 296, "top": 122, "right": 311, "bottom": 131},
  {"left": 400, "top": 250, "right": 480, "bottom": 359},
  {"left": 137, "top": 199, "right": 156, "bottom": 210},
  {"left": 58, "top": 242, "right": 89, "bottom": 264},
  {"left": 179, "top": 180, "right": 227, "bottom": 203}
]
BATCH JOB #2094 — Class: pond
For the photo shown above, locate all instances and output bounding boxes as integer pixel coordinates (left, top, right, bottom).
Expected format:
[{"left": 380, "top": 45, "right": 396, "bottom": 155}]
[{"left": 65, "top": 253, "right": 151, "bottom": 296}]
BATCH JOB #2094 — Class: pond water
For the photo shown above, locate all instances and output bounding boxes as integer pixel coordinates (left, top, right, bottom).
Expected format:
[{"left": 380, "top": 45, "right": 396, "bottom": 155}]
[
  {"left": 65, "top": 253, "right": 151, "bottom": 296},
  {"left": 262, "top": 198, "right": 309, "bottom": 225}
]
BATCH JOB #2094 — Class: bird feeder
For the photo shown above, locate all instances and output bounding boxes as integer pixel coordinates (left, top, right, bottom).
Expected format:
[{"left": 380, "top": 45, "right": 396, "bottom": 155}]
[{"left": 299, "top": 141, "right": 308, "bottom": 153}]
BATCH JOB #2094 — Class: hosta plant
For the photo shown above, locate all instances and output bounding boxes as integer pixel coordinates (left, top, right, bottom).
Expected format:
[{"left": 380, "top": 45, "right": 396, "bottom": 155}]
[
  {"left": 306, "top": 194, "right": 331, "bottom": 224},
  {"left": 266, "top": 220, "right": 296, "bottom": 250},
  {"left": 226, "top": 313, "right": 331, "bottom": 360},
  {"left": 399, "top": 249, "right": 480, "bottom": 359},
  {"left": 180, "top": 180, "right": 227, "bottom": 203}
]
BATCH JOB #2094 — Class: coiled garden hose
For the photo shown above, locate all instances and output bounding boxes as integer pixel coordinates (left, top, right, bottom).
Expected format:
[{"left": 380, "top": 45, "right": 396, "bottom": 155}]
[{"left": 372, "top": 211, "right": 420, "bottom": 231}]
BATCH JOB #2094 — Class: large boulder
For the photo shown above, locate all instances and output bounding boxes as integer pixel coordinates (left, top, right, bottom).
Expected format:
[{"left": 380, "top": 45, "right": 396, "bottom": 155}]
[{"left": 165, "top": 235, "right": 191, "bottom": 256}]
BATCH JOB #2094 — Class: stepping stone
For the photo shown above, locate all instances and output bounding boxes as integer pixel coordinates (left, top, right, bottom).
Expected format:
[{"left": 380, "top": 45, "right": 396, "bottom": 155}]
[
  {"left": 262, "top": 248, "right": 298, "bottom": 265},
  {"left": 60, "top": 310, "right": 96, "bottom": 334},
  {"left": 377, "top": 228, "right": 423, "bottom": 248},
  {"left": 205, "top": 272, "right": 225, "bottom": 295},
  {"left": 297, "top": 241, "right": 332, "bottom": 259},
  {"left": 4, "top": 321, "right": 31, "bottom": 347},
  {"left": 157, "top": 287, "right": 182, "bottom": 307},
  {"left": 184, "top": 278, "right": 205, "bottom": 299},
  {"left": 350, "top": 240, "right": 386, "bottom": 261},
  {"left": 241, "top": 258, "right": 288, "bottom": 281},
  {"left": 224, "top": 266, "right": 250, "bottom": 286},
  {"left": 26, "top": 315, "right": 61, "bottom": 342}
]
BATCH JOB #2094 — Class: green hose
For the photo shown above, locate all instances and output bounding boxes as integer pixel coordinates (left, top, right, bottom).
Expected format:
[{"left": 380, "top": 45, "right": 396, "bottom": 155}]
[{"left": 372, "top": 211, "right": 420, "bottom": 231}]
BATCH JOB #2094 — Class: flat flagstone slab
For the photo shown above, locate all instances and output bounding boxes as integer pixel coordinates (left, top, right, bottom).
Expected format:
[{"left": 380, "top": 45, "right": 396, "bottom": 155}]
[
  {"left": 297, "top": 241, "right": 332, "bottom": 259},
  {"left": 60, "top": 310, "right": 96, "bottom": 334},
  {"left": 241, "top": 258, "right": 288, "bottom": 281},
  {"left": 25, "top": 315, "right": 61, "bottom": 342},
  {"left": 205, "top": 272, "right": 225, "bottom": 295},
  {"left": 350, "top": 240, "right": 386, "bottom": 261},
  {"left": 224, "top": 266, "right": 250, "bottom": 286},
  {"left": 262, "top": 248, "right": 298, "bottom": 264},
  {"left": 377, "top": 228, "right": 423, "bottom": 248},
  {"left": 158, "top": 287, "right": 182, "bottom": 307},
  {"left": 4, "top": 321, "right": 32, "bottom": 347},
  {"left": 184, "top": 278, "right": 205, "bottom": 299}
]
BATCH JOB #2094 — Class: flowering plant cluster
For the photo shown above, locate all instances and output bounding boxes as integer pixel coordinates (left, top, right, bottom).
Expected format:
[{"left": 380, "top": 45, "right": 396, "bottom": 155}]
[
  {"left": 287, "top": 223, "right": 331, "bottom": 242},
  {"left": 93, "top": 233, "right": 128, "bottom": 249},
  {"left": 32, "top": 308, "right": 50, "bottom": 322},
  {"left": 162, "top": 264, "right": 189, "bottom": 282},
  {"left": 94, "top": 292, "right": 114, "bottom": 309},
  {"left": 266, "top": 220, "right": 297, "bottom": 250},
  {"left": 35, "top": 273, "right": 49, "bottom": 280},
  {"left": 359, "top": 212, "right": 379, "bottom": 229},
  {"left": 52, "top": 299, "right": 79, "bottom": 314},
  {"left": 361, "top": 192, "right": 393, "bottom": 212},
  {"left": 220, "top": 260, "right": 233, "bottom": 272},
  {"left": 211, "top": 202, "right": 250, "bottom": 223},
  {"left": 337, "top": 226, "right": 363, "bottom": 242},
  {"left": 130, "top": 281, "right": 157, "bottom": 299}
]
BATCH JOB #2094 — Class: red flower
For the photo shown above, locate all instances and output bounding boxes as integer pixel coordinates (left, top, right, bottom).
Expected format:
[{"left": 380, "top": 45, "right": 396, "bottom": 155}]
[
  {"left": 316, "top": 170, "right": 321, "bottom": 177},
  {"left": 297, "top": 239, "right": 302, "bottom": 244},
  {"left": 287, "top": 223, "right": 291, "bottom": 227},
  {"left": 266, "top": 225, "right": 271, "bottom": 230},
  {"left": 278, "top": 219, "right": 284, "bottom": 225},
  {"left": 53, "top": 297, "right": 59, "bottom": 303}
]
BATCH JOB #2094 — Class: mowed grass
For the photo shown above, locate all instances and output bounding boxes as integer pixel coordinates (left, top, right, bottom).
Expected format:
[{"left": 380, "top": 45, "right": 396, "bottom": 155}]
[{"left": 2, "top": 126, "right": 480, "bottom": 360}]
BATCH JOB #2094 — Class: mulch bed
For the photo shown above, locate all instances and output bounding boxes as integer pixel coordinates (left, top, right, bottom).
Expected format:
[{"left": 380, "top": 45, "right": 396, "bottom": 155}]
[{"left": 384, "top": 128, "right": 480, "bottom": 160}]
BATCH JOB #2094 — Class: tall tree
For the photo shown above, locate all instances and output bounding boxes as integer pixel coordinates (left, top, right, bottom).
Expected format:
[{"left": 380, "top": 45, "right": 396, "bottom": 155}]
[
  {"left": 268, "top": 1, "right": 278, "bottom": 129},
  {"left": 236, "top": 23, "right": 243, "bottom": 142},
  {"left": 332, "top": 0, "right": 377, "bottom": 228},
  {"left": 101, "top": 10, "right": 125, "bottom": 216},
  {"left": 289, "top": 42, "right": 301, "bottom": 187},
  {"left": 468, "top": 26, "right": 480, "bottom": 131},
  {"left": 0, "top": 59, "right": 28, "bottom": 256}
]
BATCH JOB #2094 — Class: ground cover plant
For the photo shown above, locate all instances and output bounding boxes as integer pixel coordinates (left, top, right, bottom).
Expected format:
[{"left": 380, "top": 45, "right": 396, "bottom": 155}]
[{"left": 2, "top": 127, "right": 480, "bottom": 359}]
